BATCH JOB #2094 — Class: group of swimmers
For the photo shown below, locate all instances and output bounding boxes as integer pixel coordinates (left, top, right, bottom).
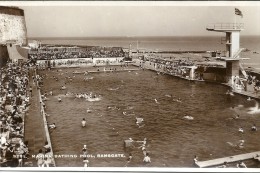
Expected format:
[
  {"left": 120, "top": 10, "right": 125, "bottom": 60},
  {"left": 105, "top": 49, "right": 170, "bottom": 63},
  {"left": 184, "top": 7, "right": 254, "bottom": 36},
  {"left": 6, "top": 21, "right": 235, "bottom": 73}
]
[
  {"left": 75, "top": 92, "right": 99, "bottom": 99},
  {"left": 55, "top": 92, "right": 101, "bottom": 102},
  {"left": 125, "top": 137, "right": 151, "bottom": 166},
  {"left": 238, "top": 124, "right": 257, "bottom": 133}
]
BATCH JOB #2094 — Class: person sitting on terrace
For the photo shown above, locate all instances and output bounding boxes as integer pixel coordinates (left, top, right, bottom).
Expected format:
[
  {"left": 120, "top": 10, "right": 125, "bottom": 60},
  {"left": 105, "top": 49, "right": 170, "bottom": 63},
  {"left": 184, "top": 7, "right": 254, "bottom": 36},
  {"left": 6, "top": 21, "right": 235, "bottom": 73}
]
[
  {"left": 43, "top": 141, "right": 51, "bottom": 153},
  {"left": 237, "top": 161, "right": 247, "bottom": 168}
]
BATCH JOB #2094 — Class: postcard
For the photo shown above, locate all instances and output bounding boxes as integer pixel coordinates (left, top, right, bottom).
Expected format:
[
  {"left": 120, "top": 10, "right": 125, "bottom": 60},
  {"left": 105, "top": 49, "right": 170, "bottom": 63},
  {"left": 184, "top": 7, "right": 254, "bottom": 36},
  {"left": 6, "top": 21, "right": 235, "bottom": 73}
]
[{"left": 1, "top": 1, "right": 260, "bottom": 172}]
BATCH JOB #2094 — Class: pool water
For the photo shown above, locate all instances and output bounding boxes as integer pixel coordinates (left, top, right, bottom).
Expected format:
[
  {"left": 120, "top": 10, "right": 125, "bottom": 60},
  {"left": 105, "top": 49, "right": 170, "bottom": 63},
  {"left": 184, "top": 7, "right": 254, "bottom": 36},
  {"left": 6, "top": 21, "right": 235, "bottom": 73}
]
[{"left": 38, "top": 67, "right": 260, "bottom": 167}]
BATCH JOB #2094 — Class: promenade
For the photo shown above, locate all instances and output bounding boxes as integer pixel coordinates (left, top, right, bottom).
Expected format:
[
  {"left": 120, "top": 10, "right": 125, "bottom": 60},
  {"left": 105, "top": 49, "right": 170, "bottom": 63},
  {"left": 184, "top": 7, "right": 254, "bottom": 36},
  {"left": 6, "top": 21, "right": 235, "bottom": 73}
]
[{"left": 24, "top": 78, "right": 47, "bottom": 166}]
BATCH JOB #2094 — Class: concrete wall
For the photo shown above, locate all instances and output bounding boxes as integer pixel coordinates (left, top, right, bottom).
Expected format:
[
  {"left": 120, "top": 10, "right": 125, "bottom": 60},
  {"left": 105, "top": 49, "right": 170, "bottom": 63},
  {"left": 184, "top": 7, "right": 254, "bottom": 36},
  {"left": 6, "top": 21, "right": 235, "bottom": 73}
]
[
  {"left": 16, "top": 45, "right": 28, "bottom": 58},
  {"left": 203, "top": 67, "right": 226, "bottom": 82},
  {"left": 226, "top": 60, "right": 240, "bottom": 85},
  {"left": 231, "top": 31, "right": 240, "bottom": 58},
  {"left": 0, "top": 7, "right": 27, "bottom": 45}
]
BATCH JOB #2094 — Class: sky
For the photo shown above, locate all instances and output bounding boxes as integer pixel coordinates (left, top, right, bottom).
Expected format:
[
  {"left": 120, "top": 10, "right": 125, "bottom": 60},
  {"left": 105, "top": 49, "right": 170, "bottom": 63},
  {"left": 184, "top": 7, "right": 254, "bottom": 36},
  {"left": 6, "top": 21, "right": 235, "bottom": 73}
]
[{"left": 2, "top": 1, "right": 260, "bottom": 37}]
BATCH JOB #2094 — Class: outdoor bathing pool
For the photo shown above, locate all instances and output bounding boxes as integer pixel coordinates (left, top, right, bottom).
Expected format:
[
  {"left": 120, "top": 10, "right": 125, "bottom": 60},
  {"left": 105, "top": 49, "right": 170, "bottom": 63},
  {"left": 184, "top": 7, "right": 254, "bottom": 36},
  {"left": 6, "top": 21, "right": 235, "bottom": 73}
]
[{"left": 38, "top": 66, "right": 260, "bottom": 167}]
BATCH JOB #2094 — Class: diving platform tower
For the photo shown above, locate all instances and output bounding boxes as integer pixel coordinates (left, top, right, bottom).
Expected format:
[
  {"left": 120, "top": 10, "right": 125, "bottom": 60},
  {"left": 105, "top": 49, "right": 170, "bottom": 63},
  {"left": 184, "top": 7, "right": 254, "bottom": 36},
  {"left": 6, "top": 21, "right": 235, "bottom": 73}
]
[{"left": 206, "top": 23, "right": 246, "bottom": 91}]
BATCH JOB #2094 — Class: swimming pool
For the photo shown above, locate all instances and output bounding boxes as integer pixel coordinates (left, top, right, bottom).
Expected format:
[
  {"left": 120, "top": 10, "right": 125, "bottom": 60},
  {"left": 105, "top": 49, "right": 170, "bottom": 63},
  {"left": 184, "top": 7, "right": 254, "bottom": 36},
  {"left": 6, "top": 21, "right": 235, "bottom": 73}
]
[{"left": 38, "top": 66, "right": 260, "bottom": 167}]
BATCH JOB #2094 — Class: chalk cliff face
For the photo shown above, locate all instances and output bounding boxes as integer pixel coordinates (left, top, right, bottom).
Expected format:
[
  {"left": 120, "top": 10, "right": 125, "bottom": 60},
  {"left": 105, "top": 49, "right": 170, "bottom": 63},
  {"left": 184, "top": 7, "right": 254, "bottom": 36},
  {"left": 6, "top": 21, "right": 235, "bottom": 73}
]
[
  {"left": 0, "top": 6, "right": 27, "bottom": 45},
  {"left": 0, "top": 6, "right": 28, "bottom": 66}
]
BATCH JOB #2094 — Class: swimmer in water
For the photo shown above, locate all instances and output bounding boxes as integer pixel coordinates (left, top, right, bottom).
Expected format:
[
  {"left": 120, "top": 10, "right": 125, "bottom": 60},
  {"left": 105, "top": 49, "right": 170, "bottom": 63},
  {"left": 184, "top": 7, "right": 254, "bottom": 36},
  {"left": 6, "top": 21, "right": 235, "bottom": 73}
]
[
  {"left": 176, "top": 98, "right": 182, "bottom": 102},
  {"left": 226, "top": 110, "right": 240, "bottom": 121},
  {"left": 129, "top": 138, "right": 134, "bottom": 142},
  {"left": 183, "top": 115, "right": 194, "bottom": 120},
  {"left": 87, "top": 108, "right": 91, "bottom": 113},
  {"left": 127, "top": 153, "right": 132, "bottom": 162},
  {"left": 136, "top": 117, "right": 144, "bottom": 125},
  {"left": 238, "top": 140, "right": 245, "bottom": 148},
  {"left": 137, "top": 138, "right": 147, "bottom": 148},
  {"left": 83, "top": 158, "right": 89, "bottom": 167},
  {"left": 82, "top": 118, "right": 86, "bottom": 127},
  {"left": 154, "top": 99, "right": 159, "bottom": 104},
  {"left": 165, "top": 94, "right": 172, "bottom": 98},
  {"left": 125, "top": 153, "right": 132, "bottom": 166},
  {"left": 82, "top": 145, "right": 87, "bottom": 155},
  {"left": 251, "top": 124, "right": 257, "bottom": 131},
  {"left": 193, "top": 155, "right": 198, "bottom": 165},
  {"left": 143, "top": 153, "right": 151, "bottom": 163},
  {"left": 140, "top": 145, "right": 147, "bottom": 156},
  {"left": 238, "top": 127, "right": 244, "bottom": 133}
]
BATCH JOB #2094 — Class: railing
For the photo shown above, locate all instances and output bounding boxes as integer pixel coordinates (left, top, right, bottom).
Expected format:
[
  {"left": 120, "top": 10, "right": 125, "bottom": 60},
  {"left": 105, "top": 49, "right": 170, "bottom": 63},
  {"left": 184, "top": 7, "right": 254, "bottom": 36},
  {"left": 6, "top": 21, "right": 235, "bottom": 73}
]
[{"left": 206, "top": 23, "right": 244, "bottom": 30}]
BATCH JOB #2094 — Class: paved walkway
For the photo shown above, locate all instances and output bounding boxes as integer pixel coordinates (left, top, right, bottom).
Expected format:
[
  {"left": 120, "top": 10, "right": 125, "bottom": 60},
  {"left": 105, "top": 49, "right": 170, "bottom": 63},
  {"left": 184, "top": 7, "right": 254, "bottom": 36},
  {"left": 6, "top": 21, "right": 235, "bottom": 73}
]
[
  {"left": 24, "top": 76, "right": 46, "bottom": 166},
  {"left": 196, "top": 151, "right": 260, "bottom": 168}
]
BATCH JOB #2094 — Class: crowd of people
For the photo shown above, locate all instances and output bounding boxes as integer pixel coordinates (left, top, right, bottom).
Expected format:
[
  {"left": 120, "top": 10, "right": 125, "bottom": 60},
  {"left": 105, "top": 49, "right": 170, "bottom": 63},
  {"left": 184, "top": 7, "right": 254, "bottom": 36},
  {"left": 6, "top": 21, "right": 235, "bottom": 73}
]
[
  {"left": 0, "top": 61, "right": 30, "bottom": 167},
  {"left": 29, "top": 46, "right": 125, "bottom": 61},
  {"left": 247, "top": 73, "right": 260, "bottom": 94},
  {"left": 139, "top": 57, "right": 200, "bottom": 80}
]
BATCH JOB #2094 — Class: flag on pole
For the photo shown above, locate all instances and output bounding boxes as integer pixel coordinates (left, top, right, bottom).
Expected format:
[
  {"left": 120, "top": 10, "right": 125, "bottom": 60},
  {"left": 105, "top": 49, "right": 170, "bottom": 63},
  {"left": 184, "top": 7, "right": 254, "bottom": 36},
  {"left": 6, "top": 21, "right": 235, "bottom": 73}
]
[{"left": 235, "top": 8, "right": 243, "bottom": 18}]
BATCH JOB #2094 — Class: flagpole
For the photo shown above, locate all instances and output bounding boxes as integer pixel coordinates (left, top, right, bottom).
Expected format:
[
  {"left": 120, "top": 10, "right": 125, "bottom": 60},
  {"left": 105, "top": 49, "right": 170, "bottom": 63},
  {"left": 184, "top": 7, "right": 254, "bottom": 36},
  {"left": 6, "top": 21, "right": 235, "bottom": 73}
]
[
  {"left": 235, "top": 15, "right": 237, "bottom": 29},
  {"left": 235, "top": 8, "right": 237, "bottom": 29}
]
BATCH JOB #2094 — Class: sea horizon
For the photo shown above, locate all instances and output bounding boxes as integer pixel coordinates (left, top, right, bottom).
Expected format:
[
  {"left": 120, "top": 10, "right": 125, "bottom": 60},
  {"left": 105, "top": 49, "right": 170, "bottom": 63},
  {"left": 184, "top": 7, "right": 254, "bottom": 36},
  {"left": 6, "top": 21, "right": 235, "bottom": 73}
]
[{"left": 28, "top": 35, "right": 260, "bottom": 40}]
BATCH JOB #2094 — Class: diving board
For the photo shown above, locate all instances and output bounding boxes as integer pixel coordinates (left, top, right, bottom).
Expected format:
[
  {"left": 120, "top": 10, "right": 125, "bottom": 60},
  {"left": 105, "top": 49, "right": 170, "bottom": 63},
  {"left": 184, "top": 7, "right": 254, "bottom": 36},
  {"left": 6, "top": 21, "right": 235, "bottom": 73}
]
[{"left": 196, "top": 151, "right": 260, "bottom": 168}]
